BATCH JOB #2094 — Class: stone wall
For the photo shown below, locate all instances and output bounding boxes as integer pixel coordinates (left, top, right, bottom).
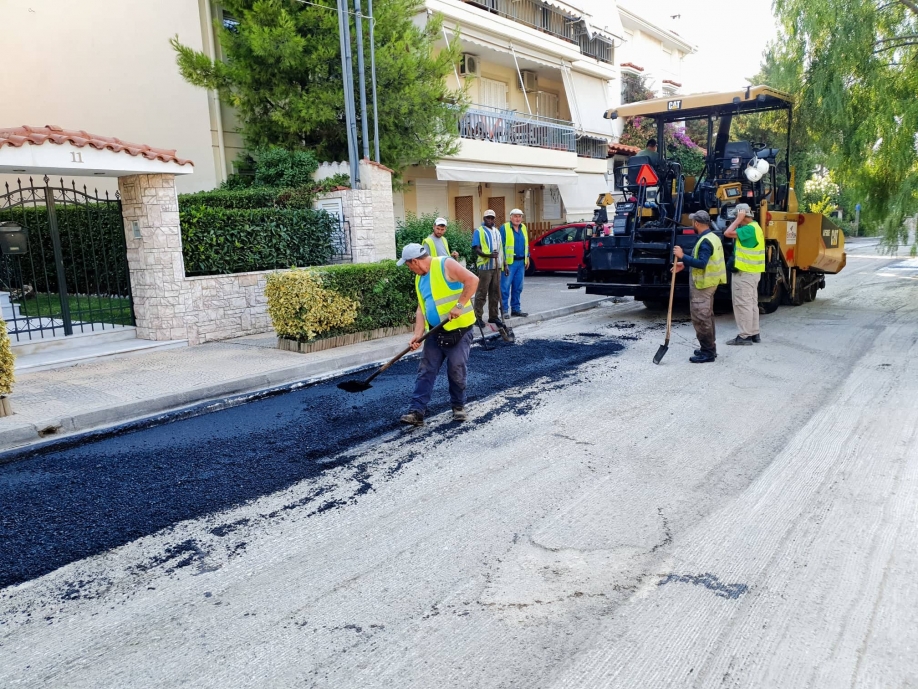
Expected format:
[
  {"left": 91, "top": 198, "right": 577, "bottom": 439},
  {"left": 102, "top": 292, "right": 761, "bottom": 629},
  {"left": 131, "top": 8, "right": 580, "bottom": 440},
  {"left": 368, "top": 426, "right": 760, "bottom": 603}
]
[{"left": 119, "top": 159, "right": 397, "bottom": 345}]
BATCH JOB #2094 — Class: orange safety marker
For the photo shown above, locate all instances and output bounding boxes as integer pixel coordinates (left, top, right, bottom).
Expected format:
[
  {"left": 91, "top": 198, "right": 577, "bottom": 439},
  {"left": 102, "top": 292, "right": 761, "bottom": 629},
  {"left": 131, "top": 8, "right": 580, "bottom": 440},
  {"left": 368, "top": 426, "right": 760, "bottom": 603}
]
[{"left": 635, "top": 164, "right": 659, "bottom": 186}]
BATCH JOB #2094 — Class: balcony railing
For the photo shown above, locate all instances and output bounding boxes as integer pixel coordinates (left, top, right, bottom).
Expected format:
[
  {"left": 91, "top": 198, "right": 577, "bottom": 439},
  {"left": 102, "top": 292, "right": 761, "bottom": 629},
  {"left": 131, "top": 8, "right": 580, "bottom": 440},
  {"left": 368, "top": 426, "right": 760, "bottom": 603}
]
[
  {"left": 458, "top": 105, "right": 576, "bottom": 152},
  {"left": 464, "top": 0, "right": 614, "bottom": 64},
  {"left": 576, "top": 135, "right": 609, "bottom": 159}
]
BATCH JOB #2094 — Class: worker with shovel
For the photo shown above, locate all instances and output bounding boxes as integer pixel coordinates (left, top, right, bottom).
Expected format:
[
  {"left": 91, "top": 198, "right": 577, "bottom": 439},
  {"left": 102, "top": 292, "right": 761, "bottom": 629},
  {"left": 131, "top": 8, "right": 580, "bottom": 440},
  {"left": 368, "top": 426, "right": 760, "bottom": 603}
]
[
  {"left": 397, "top": 243, "right": 479, "bottom": 426},
  {"left": 672, "top": 210, "right": 727, "bottom": 363}
]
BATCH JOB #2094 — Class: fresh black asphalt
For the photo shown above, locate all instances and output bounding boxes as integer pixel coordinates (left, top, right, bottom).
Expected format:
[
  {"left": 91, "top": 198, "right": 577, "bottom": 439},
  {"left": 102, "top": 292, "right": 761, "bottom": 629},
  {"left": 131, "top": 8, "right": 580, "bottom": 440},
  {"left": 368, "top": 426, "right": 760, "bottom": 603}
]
[{"left": 0, "top": 333, "right": 627, "bottom": 590}]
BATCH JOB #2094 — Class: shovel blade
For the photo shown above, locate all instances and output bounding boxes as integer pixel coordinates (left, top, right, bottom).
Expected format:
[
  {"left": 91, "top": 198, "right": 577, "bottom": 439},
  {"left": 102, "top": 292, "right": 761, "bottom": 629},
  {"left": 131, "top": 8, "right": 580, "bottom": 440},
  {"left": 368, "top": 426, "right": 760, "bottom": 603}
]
[
  {"left": 652, "top": 344, "right": 669, "bottom": 365},
  {"left": 337, "top": 380, "right": 372, "bottom": 393}
]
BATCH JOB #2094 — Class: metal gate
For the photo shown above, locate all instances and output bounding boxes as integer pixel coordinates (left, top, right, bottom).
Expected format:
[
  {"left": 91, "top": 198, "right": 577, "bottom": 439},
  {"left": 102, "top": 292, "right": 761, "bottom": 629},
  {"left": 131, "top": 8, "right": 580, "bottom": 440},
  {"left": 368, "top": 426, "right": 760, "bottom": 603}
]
[{"left": 0, "top": 176, "right": 134, "bottom": 342}]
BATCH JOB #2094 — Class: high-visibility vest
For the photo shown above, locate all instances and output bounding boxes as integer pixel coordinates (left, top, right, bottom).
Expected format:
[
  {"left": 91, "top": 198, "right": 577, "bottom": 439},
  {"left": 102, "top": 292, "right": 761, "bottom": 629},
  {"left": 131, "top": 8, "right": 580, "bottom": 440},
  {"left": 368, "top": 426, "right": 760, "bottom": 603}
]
[
  {"left": 502, "top": 222, "right": 529, "bottom": 265},
  {"left": 734, "top": 221, "right": 765, "bottom": 273},
  {"left": 422, "top": 234, "right": 449, "bottom": 258},
  {"left": 475, "top": 225, "right": 501, "bottom": 268},
  {"left": 692, "top": 233, "right": 728, "bottom": 289},
  {"left": 415, "top": 257, "right": 475, "bottom": 331}
]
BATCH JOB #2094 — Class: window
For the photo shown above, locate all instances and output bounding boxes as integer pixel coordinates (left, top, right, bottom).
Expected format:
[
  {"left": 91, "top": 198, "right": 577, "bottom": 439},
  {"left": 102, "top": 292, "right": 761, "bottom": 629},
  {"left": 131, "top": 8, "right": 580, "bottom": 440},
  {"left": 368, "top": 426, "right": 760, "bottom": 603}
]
[
  {"left": 479, "top": 78, "right": 509, "bottom": 110},
  {"left": 535, "top": 91, "right": 560, "bottom": 120},
  {"left": 222, "top": 11, "right": 240, "bottom": 33}
]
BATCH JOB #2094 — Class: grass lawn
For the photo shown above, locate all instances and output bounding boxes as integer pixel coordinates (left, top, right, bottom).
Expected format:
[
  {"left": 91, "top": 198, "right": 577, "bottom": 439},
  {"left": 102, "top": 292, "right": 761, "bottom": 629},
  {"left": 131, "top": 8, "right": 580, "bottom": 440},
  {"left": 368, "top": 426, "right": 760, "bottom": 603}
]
[{"left": 13, "top": 293, "right": 134, "bottom": 326}]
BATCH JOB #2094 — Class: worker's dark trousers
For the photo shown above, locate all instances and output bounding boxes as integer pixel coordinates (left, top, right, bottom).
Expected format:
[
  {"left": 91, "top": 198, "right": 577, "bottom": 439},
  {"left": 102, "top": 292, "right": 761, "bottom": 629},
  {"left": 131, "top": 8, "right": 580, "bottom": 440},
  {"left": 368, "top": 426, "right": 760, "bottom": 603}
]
[
  {"left": 474, "top": 269, "right": 501, "bottom": 321},
  {"left": 689, "top": 281, "right": 718, "bottom": 356},
  {"left": 409, "top": 329, "right": 473, "bottom": 414}
]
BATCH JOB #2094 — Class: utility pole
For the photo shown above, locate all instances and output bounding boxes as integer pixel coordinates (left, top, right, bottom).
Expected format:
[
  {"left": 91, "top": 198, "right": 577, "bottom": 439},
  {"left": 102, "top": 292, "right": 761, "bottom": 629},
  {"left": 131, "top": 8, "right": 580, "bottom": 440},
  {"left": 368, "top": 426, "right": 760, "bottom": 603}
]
[
  {"left": 367, "top": 0, "right": 381, "bottom": 162},
  {"left": 854, "top": 203, "right": 861, "bottom": 237},
  {"left": 354, "top": 0, "right": 371, "bottom": 160},
  {"left": 336, "top": 0, "right": 360, "bottom": 185}
]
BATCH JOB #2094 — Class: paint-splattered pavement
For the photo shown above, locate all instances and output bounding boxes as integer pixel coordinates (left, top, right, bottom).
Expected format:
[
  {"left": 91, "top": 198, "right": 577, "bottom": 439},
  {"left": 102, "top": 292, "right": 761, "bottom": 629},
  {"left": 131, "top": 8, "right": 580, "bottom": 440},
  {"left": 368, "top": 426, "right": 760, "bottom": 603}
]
[{"left": 2, "top": 243, "right": 918, "bottom": 688}]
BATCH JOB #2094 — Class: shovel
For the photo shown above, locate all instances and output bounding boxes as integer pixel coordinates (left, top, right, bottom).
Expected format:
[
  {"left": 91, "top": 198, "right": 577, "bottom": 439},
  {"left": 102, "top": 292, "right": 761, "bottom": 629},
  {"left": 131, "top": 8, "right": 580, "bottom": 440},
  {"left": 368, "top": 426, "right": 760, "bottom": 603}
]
[
  {"left": 337, "top": 321, "right": 447, "bottom": 393},
  {"left": 653, "top": 254, "right": 679, "bottom": 365}
]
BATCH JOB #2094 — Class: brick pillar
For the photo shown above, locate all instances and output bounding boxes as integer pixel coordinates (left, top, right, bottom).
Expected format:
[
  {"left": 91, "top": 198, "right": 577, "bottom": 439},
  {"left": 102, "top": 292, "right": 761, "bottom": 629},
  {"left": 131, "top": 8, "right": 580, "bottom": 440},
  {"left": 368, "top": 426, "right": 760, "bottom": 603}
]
[
  {"left": 118, "top": 174, "right": 189, "bottom": 342},
  {"left": 360, "top": 159, "right": 396, "bottom": 262}
]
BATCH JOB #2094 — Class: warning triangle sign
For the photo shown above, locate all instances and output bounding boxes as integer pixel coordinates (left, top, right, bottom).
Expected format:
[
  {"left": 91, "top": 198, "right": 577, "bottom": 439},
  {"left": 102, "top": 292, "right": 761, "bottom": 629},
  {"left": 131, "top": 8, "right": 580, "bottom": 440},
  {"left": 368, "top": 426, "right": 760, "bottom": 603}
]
[{"left": 635, "top": 164, "right": 659, "bottom": 186}]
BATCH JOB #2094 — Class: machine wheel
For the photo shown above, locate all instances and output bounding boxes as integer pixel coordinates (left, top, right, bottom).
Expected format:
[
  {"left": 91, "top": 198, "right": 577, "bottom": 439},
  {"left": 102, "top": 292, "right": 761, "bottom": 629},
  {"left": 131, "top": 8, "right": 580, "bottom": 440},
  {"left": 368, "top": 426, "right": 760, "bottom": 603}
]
[
  {"left": 642, "top": 300, "right": 666, "bottom": 311},
  {"left": 758, "top": 279, "right": 783, "bottom": 314}
]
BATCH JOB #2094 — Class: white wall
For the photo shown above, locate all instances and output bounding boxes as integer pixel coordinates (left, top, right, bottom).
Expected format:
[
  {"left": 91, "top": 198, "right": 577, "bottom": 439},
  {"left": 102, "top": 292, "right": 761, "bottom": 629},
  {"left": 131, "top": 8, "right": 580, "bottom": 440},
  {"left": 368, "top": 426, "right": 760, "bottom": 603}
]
[{"left": 0, "top": 0, "right": 222, "bottom": 193}]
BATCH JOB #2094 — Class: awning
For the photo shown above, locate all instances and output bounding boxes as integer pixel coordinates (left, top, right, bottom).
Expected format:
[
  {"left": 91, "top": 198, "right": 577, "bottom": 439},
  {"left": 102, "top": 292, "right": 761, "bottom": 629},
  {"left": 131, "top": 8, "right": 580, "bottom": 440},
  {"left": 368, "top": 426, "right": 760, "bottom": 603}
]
[
  {"left": 557, "top": 172, "right": 609, "bottom": 220},
  {"left": 436, "top": 161, "right": 578, "bottom": 185},
  {"left": 578, "top": 0, "right": 625, "bottom": 41},
  {"left": 454, "top": 29, "right": 561, "bottom": 70},
  {"left": 563, "top": 67, "right": 614, "bottom": 138}
]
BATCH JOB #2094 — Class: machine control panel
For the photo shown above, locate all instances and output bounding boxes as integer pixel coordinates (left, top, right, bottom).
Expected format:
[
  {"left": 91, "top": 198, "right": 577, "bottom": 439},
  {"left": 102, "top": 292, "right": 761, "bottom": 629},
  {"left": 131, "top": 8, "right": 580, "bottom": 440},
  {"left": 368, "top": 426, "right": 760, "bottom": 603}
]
[{"left": 716, "top": 183, "right": 743, "bottom": 201}]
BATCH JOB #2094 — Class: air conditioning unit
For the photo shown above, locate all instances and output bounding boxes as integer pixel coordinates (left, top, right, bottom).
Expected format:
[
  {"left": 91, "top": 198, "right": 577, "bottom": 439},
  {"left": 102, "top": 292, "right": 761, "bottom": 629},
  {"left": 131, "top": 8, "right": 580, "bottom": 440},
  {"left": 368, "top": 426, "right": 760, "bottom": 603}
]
[
  {"left": 518, "top": 70, "right": 538, "bottom": 92},
  {"left": 459, "top": 54, "right": 480, "bottom": 77}
]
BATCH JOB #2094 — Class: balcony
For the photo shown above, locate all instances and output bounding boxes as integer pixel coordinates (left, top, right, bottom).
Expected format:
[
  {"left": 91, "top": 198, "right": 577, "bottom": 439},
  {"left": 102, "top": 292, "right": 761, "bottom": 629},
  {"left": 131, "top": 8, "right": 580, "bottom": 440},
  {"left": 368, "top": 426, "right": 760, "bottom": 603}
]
[
  {"left": 458, "top": 105, "right": 576, "bottom": 153},
  {"left": 576, "top": 135, "right": 609, "bottom": 159},
  {"left": 463, "top": 0, "right": 614, "bottom": 64}
]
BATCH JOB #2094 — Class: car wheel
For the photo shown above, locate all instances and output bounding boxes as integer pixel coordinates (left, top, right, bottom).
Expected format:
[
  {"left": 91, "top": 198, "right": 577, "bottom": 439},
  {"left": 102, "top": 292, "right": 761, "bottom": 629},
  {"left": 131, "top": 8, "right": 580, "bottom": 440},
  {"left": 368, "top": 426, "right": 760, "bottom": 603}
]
[{"left": 525, "top": 260, "right": 537, "bottom": 276}]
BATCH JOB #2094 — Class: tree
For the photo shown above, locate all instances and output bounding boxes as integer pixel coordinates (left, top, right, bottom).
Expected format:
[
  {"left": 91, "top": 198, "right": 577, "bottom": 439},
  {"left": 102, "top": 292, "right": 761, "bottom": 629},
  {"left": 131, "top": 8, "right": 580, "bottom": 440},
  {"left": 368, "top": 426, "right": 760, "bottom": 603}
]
[
  {"left": 171, "top": 0, "right": 464, "bottom": 174},
  {"left": 772, "top": 0, "right": 918, "bottom": 247}
]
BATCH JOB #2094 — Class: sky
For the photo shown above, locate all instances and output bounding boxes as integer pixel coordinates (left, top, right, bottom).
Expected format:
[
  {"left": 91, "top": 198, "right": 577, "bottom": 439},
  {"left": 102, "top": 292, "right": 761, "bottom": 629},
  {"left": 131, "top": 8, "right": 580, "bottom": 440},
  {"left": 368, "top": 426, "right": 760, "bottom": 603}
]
[{"left": 618, "top": 0, "right": 781, "bottom": 94}]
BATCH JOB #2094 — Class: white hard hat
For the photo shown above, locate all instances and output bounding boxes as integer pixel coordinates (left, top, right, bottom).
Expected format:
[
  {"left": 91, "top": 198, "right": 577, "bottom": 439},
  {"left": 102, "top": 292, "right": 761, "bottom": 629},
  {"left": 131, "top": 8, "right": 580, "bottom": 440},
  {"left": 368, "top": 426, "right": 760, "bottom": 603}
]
[
  {"left": 510, "top": 208, "right": 524, "bottom": 216},
  {"left": 744, "top": 156, "right": 769, "bottom": 183}
]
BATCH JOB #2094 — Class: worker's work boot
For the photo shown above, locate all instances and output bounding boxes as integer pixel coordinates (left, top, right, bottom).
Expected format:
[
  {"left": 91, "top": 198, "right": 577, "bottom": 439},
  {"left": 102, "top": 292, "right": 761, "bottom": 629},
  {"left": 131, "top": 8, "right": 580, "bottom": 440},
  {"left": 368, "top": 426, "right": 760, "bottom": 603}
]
[
  {"left": 689, "top": 354, "right": 716, "bottom": 363},
  {"left": 452, "top": 406, "right": 468, "bottom": 422},
  {"left": 726, "top": 335, "right": 754, "bottom": 346},
  {"left": 750, "top": 334, "right": 761, "bottom": 343},
  {"left": 511, "top": 310, "right": 528, "bottom": 318},
  {"left": 475, "top": 317, "right": 486, "bottom": 329},
  {"left": 400, "top": 411, "right": 425, "bottom": 427},
  {"left": 694, "top": 349, "right": 717, "bottom": 358}
]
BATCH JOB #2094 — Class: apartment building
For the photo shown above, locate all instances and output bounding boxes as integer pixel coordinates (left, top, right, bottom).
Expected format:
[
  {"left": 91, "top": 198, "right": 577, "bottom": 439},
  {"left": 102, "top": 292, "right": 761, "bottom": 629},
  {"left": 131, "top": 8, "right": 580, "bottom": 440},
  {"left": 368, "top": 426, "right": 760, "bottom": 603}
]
[{"left": 399, "top": 0, "right": 696, "bottom": 230}]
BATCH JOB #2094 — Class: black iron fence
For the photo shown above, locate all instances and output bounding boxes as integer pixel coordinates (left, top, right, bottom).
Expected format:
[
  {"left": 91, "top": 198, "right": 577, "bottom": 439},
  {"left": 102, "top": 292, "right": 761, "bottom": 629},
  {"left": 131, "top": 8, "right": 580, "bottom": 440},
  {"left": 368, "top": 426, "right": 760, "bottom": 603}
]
[{"left": 0, "top": 177, "right": 134, "bottom": 341}]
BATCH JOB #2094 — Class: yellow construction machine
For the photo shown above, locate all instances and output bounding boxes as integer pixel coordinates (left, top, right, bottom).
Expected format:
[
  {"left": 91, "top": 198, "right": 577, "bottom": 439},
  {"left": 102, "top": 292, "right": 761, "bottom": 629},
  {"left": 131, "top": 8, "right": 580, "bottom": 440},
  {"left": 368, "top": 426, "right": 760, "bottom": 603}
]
[{"left": 572, "top": 86, "right": 846, "bottom": 311}]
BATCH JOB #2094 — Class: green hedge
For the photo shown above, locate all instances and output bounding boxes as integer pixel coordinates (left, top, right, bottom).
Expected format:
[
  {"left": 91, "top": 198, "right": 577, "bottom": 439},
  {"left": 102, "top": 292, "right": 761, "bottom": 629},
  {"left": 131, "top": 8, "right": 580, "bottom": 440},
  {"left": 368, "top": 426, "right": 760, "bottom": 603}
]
[
  {"left": 178, "top": 188, "right": 281, "bottom": 210},
  {"left": 312, "top": 260, "right": 417, "bottom": 335},
  {"left": 179, "top": 206, "right": 337, "bottom": 276},
  {"left": 0, "top": 204, "right": 131, "bottom": 297},
  {"left": 395, "top": 213, "right": 473, "bottom": 265}
]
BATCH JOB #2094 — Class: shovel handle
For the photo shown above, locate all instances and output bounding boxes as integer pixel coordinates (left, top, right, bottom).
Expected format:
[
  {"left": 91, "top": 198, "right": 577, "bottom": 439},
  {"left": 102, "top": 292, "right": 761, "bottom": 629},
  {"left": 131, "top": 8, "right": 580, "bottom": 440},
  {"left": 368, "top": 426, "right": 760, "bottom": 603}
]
[
  {"left": 363, "top": 321, "right": 447, "bottom": 385},
  {"left": 665, "top": 250, "right": 678, "bottom": 342}
]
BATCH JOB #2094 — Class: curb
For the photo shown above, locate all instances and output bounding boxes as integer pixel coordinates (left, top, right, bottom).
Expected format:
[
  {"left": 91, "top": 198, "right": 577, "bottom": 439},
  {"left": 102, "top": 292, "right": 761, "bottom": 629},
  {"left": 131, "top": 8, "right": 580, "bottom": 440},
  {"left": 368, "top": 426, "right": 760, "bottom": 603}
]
[{"left": 0, "top": 297, "right": 611, "bottom": 460}]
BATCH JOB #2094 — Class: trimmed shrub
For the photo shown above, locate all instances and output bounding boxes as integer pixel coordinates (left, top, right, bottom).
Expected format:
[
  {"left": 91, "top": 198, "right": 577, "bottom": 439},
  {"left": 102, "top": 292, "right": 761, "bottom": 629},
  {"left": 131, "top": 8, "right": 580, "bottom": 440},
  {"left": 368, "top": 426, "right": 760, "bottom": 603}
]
[
  {"left": 265, "top": 270, "right": 359, "bottom": 342},
  {"left": 265, "top": 260, "right": 417, "bottom": 342},
  {"left": 253, "top": 148, "right": 319, "bottom": 188},
  {"left": 314, "top": 261, "right": 417, "bottom": 334},
  {"left": 0, "top": 317, "right": 14, "bottom": 397},
  {"left": 396, "top": 213, "right": 473, "bottom": 265},
  {"left": 177, "top": 187, "right": 280, "bottom": 210},
  {"left": 179, "top": 206, "right": 337, "bottom": 276}
]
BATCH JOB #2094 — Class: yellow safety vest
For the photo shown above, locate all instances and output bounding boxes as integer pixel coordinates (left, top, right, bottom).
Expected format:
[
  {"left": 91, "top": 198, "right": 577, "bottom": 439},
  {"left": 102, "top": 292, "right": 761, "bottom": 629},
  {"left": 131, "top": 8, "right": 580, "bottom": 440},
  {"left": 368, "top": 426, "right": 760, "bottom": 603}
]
[
  {"left": 502, "top": 222, "right": 529, "bottom": 265},
  {"left": 414, "top": 257, "right": 475, "bottom": 332},
  {"left": 734, "top": 221, "right": 765, "bottom": 273},
  {"left": 692, "top": 233, "right": 728, "bottom": 289},
  {"left": 422, "top": 234, "right": 450, "bottom": 258},
  {"left": 475, "top": 225, "right": 501, "bottom": 268}
]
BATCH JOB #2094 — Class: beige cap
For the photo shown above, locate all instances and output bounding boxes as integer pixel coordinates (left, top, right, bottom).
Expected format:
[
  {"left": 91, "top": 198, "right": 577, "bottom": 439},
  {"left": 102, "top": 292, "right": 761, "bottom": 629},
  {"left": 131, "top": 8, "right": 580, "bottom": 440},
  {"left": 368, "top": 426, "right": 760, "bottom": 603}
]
[
  {"left": 483, "top": 209, "right": 496, "bottom": 218},
  {"left": 434, "top": 217, "right": 448, "bottom": 226},
  {"left": 509, "top": 208, "right": 524, "bottom": 216}
]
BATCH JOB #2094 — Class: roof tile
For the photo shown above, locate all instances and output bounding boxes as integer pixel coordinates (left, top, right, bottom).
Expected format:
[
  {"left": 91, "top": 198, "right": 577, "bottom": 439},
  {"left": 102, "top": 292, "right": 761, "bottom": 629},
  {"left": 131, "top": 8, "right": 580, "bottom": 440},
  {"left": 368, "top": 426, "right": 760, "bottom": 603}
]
[{"left": 0, "top": 125, "right": 193, "bottom": 167}]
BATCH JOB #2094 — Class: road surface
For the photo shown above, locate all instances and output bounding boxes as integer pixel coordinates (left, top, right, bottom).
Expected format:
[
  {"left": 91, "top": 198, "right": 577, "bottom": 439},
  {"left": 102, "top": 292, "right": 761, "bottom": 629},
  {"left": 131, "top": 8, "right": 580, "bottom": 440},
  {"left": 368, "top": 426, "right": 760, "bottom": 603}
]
[{"left": 1, "top": 238, "right": 916, "bottom": 688}]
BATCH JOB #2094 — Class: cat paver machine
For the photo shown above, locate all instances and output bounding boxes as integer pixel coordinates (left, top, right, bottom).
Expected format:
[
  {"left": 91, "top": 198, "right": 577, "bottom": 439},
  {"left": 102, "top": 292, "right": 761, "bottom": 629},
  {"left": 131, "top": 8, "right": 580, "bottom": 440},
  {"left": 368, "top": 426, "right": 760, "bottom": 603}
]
[{"left": 570, "top": 85, "right": 846, "bottom": 311}]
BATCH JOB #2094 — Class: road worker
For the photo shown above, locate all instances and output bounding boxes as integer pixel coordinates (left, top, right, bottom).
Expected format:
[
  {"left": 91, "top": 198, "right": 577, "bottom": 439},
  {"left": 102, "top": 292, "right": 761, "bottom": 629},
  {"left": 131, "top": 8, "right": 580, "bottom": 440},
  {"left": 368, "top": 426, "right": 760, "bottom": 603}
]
[
  {"left": 422, "top": 217, "right": 460, "bottom": 261},
  {"left": 499, "top": 208, "right": 529, "bottom": 317},
  {"left": 673, "top": 210, "right": 727, "bottom": 363},
  {"left": 397, "top": 243, "right": 479, "bottom": 426},
  {"left": 724, "top": 203, "right": 765, "bottom": 345},
  {"left": 471, "top": 209, "right": 504, "bottom": 328}
]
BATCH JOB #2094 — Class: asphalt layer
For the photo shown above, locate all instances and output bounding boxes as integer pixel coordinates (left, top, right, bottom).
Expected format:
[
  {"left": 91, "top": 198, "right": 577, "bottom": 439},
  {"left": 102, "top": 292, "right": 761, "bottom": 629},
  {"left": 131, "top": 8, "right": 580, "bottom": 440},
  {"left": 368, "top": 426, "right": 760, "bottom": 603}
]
[{"left": 0, "top": 333, "right": 626, "bottom": 590}]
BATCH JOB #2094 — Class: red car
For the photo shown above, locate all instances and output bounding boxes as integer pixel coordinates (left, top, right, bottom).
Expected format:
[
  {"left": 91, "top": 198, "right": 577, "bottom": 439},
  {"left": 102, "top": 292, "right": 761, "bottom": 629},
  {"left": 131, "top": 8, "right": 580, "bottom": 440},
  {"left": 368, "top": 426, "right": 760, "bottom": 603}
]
[{"left": 527, "top": 223, "right": 604, "bottom": 274}]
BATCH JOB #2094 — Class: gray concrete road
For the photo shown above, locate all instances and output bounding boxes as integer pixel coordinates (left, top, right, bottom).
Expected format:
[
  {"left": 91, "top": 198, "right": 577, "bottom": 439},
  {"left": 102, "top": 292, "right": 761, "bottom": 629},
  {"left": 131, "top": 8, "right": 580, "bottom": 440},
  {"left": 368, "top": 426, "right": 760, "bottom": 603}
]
[{"left": 2, "top": 238, "right": 917, "bottom": 688}]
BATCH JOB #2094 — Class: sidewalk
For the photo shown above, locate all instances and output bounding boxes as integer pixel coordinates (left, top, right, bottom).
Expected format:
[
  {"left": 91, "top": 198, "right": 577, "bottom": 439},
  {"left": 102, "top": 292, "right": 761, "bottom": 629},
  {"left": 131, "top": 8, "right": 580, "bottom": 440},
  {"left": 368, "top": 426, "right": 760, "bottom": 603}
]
[{"left": 0, "top": 276, "right": 609, "bottom": 453}]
